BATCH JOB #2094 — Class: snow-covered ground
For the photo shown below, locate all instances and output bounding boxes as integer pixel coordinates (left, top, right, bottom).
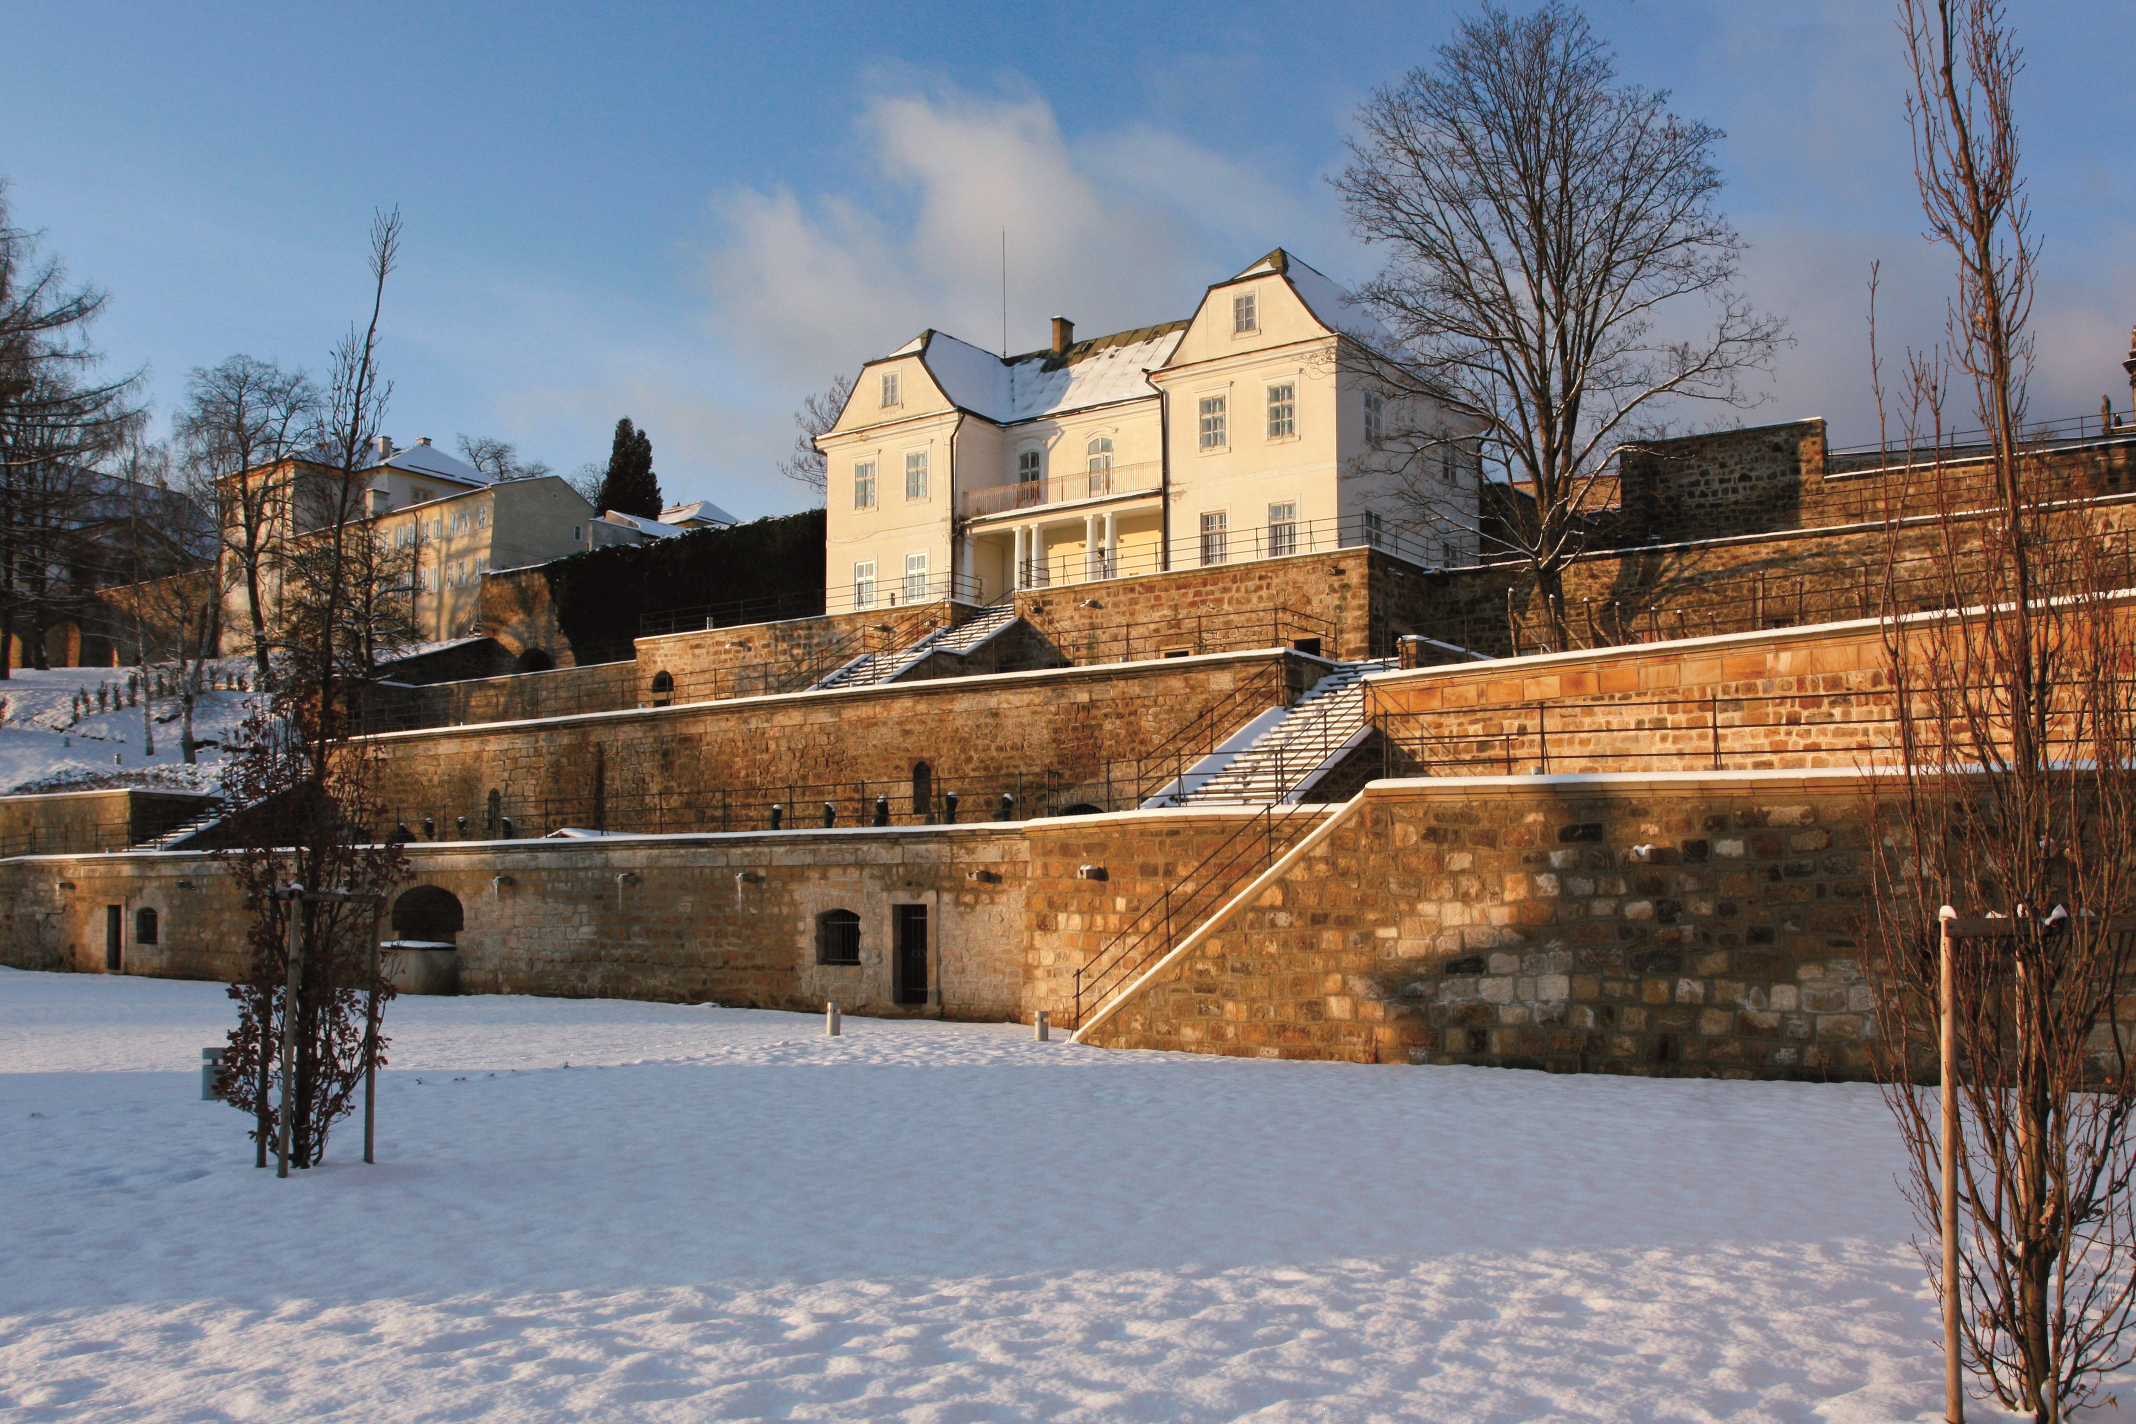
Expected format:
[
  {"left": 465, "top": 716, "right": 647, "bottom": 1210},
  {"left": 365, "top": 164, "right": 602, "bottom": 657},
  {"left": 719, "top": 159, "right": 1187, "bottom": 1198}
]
[
  {"left": 0, "top": 662, "right": 258, "bottom": 795},
  {"left": 1, "top": 969, "right": 2119, "bottom": 1423}
]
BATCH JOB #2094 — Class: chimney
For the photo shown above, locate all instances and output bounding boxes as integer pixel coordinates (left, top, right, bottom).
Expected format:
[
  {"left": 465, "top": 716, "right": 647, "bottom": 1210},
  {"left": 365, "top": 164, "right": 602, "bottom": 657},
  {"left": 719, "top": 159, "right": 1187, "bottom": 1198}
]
[
  {"left": 1051, "top": 316, "right": 1074, "bottom": 353},
  {"left": 416, "top": 436, "right": 432, "bottom": 447},
  {"left": 373, "top": 434, "right": 395, "bottom": 459}
]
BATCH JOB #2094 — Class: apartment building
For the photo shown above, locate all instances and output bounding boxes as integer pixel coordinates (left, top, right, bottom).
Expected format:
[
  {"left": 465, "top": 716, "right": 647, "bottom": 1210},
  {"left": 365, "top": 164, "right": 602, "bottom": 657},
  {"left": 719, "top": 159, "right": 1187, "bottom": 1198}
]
[{"left": 816, "top": 250, "right": 1474, "bottom": 613}]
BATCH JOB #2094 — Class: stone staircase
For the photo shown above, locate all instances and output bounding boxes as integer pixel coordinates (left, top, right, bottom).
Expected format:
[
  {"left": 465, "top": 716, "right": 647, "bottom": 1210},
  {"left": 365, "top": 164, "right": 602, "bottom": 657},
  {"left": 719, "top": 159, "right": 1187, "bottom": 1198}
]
[
  {"left": 1173, "top": 659, "right": 1391, "bottom": 805},
  {"left": 131, "top": 799, "right": 230, "bottom": 851},
  {"left": 808, "top": 602, "right": 1021, "bottom": 691}
]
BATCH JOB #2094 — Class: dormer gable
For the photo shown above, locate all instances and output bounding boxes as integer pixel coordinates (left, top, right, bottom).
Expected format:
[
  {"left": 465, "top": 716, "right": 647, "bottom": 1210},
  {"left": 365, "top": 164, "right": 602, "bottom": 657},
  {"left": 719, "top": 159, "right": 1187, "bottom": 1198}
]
[{"left": 1162, "top": 249, "right": 1390, "bottom": 369}]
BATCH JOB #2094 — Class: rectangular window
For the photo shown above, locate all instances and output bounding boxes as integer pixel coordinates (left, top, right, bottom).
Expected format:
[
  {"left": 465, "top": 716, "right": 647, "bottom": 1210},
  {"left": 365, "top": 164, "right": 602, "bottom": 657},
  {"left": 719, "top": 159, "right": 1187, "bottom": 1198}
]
[
  {"left": 904, "top": 450, "right": 929, "bottom": 501},
  {"left": 880, "top": 371, "right": 900, "bottom": 407},
  {"left": 1363, "top": 509, "right": 1385, "bottom": 549},
  {"left": 1441, "top": 539, "right": 1458, "bottom": 565},
  {"left": 853, "top": 560, "right": 877, "bottom": 609},
  {"left": 1200, "top": 510, "right": 1228, "bottom": 566},
  {"left": 1440, "top": 444, "right": 1461, "bottom": 484},
  {"left": 903, "top": 551, "right": 929, "bottom": 602},
  {"left": 1017, "top": 449, "right": 1040, "bottom": 483},
  {"left": 450, "top": 510, "right": 467, "bottom": 535},
  {"left": 476, "top": 506, "right": 490, "bottom": 530},
  {"left": 412, "top": 486, "right": 434, "bottom": 504},
  {"left": 572, "top": 525, "right": 582, "bottom": 542},
  {"left": 853, "top": 459, "right": 877, "bottom": 509},
  {"left": 1363, "top": 391, "right": 1384, "bottom": 444},
  {"left": 475, "top": 555, "right": 487, "bottom": 575},
  {"left": 1267, "top": 383, "right": 1295, "bottom": 439},
  {"left": 1233, "top": 292, "right": 1256, "bottom": 334},
  {"left": 1267, "top": 502, "right": 1298, "bottom": 558},
  {"left": 1198, "top": 395, "right": 1227, "bottom": 450}
]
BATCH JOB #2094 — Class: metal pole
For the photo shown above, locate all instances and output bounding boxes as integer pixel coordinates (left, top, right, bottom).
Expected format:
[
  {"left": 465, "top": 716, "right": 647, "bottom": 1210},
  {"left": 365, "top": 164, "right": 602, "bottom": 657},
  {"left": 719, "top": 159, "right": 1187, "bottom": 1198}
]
[
  {"left": 1939, "top": 905, "right": 1965, "bottom": 1423},
  {"left": 1711, "top": 692, "right": 1722, "bottom": 771},
  {"left": 277, "top": 890, "right": 302, "bottom": 1178},
  {"left": 363, "top": 899, "right": 382, "bottom": 1165}
]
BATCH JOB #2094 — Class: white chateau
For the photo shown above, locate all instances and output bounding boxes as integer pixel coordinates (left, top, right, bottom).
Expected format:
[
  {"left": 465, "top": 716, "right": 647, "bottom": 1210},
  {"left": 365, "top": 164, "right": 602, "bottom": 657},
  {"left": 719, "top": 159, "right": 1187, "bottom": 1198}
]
[{"left": 816, "top": 250, "right": 1474, "bottom": 612}]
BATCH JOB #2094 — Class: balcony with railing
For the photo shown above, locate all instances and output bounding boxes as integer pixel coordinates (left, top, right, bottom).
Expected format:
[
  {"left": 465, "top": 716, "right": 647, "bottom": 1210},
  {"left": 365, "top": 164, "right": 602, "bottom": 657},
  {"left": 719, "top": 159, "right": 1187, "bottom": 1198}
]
[{"left": 960, "top": 461, "right": 1160, "bottom": 519}]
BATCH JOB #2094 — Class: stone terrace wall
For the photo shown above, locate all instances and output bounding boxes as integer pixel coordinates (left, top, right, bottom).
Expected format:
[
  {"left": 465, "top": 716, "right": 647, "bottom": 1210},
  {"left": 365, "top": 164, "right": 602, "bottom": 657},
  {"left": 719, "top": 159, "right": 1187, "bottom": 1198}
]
[
  {"left": 1078, "top": 772, "right": 1882, "bottom": 1080},
  {"left": 358, "top": 650, "right": 1309, "bottom": 837},
  {"left": 636, "top": 600, "right": 967, "bottom": 700},
  {"left": 1619, "top": 420, "right": 1823, "bottom": 543},
  {"left": 0, "top": 825, "right": 1030, "bottom": 1019},
  {"left": 0, "top": 789, "right": 216, "bottom": 856},
  {"left": 1013, "top": 549, "right": 1377, "bottom": 662}
]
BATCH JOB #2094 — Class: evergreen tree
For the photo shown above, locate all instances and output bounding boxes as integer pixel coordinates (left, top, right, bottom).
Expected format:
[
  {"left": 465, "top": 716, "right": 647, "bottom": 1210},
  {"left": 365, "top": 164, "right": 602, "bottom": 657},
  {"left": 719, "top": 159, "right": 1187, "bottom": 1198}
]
[{"left": 595, "top": 417, "right": 660, "bottom": 517}]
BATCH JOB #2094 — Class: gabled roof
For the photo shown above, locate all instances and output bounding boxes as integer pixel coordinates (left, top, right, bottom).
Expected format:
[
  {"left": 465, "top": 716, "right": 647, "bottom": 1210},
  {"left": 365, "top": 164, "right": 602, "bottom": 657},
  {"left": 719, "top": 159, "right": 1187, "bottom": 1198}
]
[
  {"left": 370, "top": 442, "right": 488, "bottom": 487},
  {"left": 916, "top": 322, "right": 1188, "bottom": 425},
  {"left": 1213, "top": 248, "right": 1394, "bottom": 349},
  {"left": 597, "top": 509, "right": 683, "bottom": 539}
]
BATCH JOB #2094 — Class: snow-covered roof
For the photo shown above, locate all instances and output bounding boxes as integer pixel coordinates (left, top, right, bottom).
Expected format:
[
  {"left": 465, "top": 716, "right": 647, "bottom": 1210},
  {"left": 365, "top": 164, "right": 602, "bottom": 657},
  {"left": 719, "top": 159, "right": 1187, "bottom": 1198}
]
[
  {"left": 918, "top": 323, "right": 1187, "bottom": 425},
  {"left": 369, "top": 440, "right": 489, "bottom": 487},
  {"left": 1274, "top": 253, "right": 1394, "bottom": 349},
  {"left": 659, "top": 500, "right": 736, "bottom": 528},
  {"left": 598, "top": 509, "right": 683, "bottom": 539}
]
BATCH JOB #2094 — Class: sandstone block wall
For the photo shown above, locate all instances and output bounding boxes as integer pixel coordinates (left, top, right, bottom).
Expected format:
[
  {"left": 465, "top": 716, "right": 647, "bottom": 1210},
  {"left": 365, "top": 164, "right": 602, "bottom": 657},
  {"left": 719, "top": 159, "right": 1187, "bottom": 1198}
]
[
  {"left": 1619, "top": 421, "right": 1823, "bottom": 544},
  {"left": 1078, "top": 772, "right": 1884, "bottom": 1080},
  {"left": 0, "top": 789, "right": 216, "bottom": 857},
  {"left": 358, "top": 651, "right": 1306, "bottom": 839},
  {"left": 0, "top": 825, "right": 1031, "bottom": 1019}
]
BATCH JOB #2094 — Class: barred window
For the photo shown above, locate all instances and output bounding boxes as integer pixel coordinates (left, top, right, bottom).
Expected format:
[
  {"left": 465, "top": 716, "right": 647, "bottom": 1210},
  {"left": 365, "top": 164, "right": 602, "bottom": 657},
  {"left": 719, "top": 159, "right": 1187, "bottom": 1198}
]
[
  {"left": 1200, "top": 510, "right": 1228, "bottom": 566},
  {"left": 817, "top": 909, "right": 861, "bottom": 965}
]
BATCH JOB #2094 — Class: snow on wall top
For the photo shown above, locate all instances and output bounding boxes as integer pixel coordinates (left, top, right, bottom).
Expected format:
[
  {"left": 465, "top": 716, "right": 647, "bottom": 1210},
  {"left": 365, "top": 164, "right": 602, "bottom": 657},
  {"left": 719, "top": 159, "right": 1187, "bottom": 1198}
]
[{"left": 920, "top": 324, "right": 1187, "bottom": 425}]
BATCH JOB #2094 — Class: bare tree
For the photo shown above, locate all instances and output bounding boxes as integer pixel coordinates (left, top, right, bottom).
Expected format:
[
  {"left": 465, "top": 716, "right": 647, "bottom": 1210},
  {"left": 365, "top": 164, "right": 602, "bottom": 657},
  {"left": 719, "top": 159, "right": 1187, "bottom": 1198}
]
[
  {"left": 778, "top": 373, "right": 855, "bottom": 497},
  {"left": 456, "top": 434, "right": 550, "bottom": 482},
  {"left": 567, "top": 461, "right": 605, "bottom": 506},
  {"left": 175, "top": 355, "right": 321, "bottom": 688},
  {"left": 215, "top": 209, "right": 409, "bottom": 1173},
  {"left": 0, "top": 184, "right": 146, "bottom": 675},
  {"left": 1334, "top": 2, "right": 1783, "bottom": 647},
  {"left": 1867, "top": 4, "right": 2136, "bottom": 1419}
]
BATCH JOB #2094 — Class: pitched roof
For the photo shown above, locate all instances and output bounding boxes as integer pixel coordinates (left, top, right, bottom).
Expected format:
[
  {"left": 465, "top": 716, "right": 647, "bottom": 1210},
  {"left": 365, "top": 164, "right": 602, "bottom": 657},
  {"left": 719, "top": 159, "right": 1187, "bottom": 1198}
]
[
  {"left": 658, "top": 500, "right": 736, "bottom": 528},
  {"left": 370, "top": 441, "right": 488, "bottom": 487},
  {"left": 918, "top": 322, "right": 1188, "bottom": 425}
]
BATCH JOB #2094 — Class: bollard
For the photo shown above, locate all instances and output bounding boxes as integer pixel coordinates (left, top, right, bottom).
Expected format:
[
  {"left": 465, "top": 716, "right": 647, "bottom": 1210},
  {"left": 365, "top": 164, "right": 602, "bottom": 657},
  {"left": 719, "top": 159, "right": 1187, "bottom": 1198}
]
[
  {"left": 500, "top": 816, "right": 514, "bottom": 839},
  {"left": 822, "top": 801, "right": 836, "bottom": 828},
  {"left": 201, "top": 1046, "right": 226, "bottom": 1100},
  {"left": 873, "top": 795, "right": 890, "bottom": 827},
  {"left": 422, "top": 816, "right": 435, "bottom": 839},
  {"left": 943, "top": 792, "right": 959, "bottom": 824},
  {"left": 826, "top": 1001, "right": 842, "bottom": 1036},
  {"left": 997, "top": 793, "right": 1015, "bottom": 822},
  {"left": 770, "top": 803, "right": 784, "bottom": 830},
  {"left": 1035, "top": 1011, "right": 1050, "bottom": 1043}
]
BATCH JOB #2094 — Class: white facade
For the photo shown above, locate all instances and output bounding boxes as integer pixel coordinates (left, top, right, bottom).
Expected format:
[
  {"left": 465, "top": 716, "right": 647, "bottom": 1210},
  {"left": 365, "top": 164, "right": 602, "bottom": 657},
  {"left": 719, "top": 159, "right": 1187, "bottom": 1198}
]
[{"left": 817, "top": 250, "right": 1475, "bottom": 613}]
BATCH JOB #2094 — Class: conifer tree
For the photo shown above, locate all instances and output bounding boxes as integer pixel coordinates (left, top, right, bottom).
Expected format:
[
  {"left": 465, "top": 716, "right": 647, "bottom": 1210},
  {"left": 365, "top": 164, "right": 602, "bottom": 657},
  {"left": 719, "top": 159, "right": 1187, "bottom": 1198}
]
[{"left": 595, "top": 417, "right": 660, "bottom": 517}]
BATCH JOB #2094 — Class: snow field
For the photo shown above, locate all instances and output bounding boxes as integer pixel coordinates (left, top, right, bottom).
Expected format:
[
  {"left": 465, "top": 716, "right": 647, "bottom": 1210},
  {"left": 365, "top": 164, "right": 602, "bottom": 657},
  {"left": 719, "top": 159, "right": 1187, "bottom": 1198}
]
[
  {"left": 0, "top": 661, "right": 258, "bottom": 795},
  {"left": 0, "top": 968, "right": 2119, "bottom": 1422}
]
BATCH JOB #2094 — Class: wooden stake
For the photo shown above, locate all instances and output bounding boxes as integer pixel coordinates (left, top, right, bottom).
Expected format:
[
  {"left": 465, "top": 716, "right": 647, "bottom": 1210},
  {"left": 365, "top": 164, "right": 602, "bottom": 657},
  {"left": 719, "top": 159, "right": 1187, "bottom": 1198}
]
[
  {"left": 277, "top": 889, "right": 303, "bottom": 1179},
  {"left": 1940, "top": 905, "right": 1964, "bottom": 1422}
]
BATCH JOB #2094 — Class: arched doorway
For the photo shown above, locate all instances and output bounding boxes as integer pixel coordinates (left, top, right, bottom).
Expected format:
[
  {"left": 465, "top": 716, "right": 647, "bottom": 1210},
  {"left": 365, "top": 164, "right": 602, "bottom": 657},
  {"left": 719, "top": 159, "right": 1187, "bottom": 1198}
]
[
  {"left": 514, "top": 647, "right": 555, "bottom": 673},
  {"left": 392, "top": 886, "right": 464, "bottom": 945}
]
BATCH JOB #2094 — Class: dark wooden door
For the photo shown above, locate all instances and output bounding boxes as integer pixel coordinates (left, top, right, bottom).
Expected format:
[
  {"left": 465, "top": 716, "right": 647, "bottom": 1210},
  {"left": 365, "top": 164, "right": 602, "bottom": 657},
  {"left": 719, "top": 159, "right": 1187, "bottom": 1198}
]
[
  {"left": 893, "top": 904, "right": 928, "bottom": 1005},
  {"left": 104, "top": 905, "right": 122, "bottom": 973}
]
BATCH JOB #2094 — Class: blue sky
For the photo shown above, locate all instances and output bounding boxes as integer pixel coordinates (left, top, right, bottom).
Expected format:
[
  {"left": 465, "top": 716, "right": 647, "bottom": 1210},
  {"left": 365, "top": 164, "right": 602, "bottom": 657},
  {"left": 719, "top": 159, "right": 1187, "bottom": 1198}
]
[{"left": 3, "top": 1, "right": 2131, "bottom": 518}]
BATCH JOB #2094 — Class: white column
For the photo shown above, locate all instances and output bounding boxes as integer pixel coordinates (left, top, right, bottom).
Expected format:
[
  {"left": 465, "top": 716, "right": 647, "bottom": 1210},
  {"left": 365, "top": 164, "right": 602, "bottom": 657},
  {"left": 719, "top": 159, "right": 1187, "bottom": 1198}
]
[
  {"left": 1103, "top": 511, "right": 1118, "bottom": 578},
  {"left": 959, "top": 533, "right": 975, "bottom": 603},
  {"left": 1012, "top": 526, "right": 1026, "bottom": 591},
  {"left": 1084, "top": 514, "right": 1099, "bottom": 581}
]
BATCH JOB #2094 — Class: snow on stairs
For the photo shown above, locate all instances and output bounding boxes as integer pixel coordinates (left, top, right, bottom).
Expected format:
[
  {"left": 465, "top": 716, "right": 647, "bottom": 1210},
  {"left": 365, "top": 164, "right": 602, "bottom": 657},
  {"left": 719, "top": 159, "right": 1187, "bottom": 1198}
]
[
  {"left": 807, "top": 602, "right": 1020, "bottom": 691},
  {"left": 131, "top": 799, "right": 230, "bottom": 851},
  {"left": 1175, "top": 659, "right": 1392, "bottom": 806}
]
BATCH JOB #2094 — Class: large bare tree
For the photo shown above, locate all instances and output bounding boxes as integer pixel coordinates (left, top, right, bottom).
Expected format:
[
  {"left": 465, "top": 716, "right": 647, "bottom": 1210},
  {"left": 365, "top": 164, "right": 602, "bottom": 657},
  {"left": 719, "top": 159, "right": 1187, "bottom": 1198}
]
[
  {"left": 778, "top": 373, "right": 854, "bottom": 498},
  {"left": 1867, "top": 4, "right": 2136, "bottom": 1420},
  {"left": 1334, "top": 1, "right": 1783, "bottom": 647},
  {"left": 0, "top": 184, "right": 145, "bottom": 674},
  {"left": 174, "top": 354, "right": 321, "bottom": 688}
]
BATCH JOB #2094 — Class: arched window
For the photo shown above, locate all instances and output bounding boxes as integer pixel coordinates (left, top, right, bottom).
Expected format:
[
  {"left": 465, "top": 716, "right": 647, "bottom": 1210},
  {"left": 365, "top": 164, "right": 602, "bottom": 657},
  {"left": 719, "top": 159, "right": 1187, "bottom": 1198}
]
[
  {"left": 911, "top": 761, "right": 933, "bottom": 818},
  {"left": 649, "top": 670, "right": 674, "bottom": 707},
  {"left": 1017, "top": 448, "right": 1042, "bottom": 483},
  {"left": 134, "top": 907, "right": 158, "bottom": 944},
  {"left": 392, "top": 886, "right": 465, "bottom": 945},
  {"left": 817, "top": 909, "right": 861, "bottom": 966},
  {"left": 1086, "top": 435, "right": 1113, "bottom": 495}
]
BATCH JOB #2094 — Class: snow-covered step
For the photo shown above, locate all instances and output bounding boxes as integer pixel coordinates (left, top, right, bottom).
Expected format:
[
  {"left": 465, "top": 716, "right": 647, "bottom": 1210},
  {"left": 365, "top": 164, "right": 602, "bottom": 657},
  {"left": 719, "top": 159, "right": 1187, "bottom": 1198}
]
[
  {"left": 806, "top": 604, "right": 1021, "bottom": 691},
  {"left": 1176, "top": 660, "right": 1390, "bottom": 806}
]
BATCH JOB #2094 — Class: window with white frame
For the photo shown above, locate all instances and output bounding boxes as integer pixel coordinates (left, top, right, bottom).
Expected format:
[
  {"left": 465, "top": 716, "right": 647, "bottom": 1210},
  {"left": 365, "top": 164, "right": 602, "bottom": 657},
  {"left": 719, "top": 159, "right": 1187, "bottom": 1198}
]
[
  {"left": 1267, "top": 383, "right": 1296, "bottom": 440},
  {"left": 1363, "top": 509, "right": 1385, "bottom": 548},
  {"left": 1200, "top": 510, "right": 1228, "bottom": 566},
  {"left": 903, "top": 551, "right": 929, "bottom": 601},
  {"left": 853, "top": 560, "right": 877, "bottom": 609},
  {"left": 476, "top": 506, "right": 490, "bottom": 530},
  {"left": 451, "top": 510, "right": 468, "bottom": 535},
  {"left": 1441, "top": 539, "right": 1458, "bottom": 566},
  {"left": 880, "top": 371, "right": 900, "bottom": 407},
  {"left": 1363, "top": 390, "right": 1384, "bottom": 444},
  {"left": 1016, "top": 449, "right": 1041, "bottom": 485},
  {"left": 1233, "top": 292, "right": 1257, "bottom": 334},
  {"left": 853, "top": 459, "right": 877, "bottom": 509},
  {"left": 1267, "top": 501, "right": 1298, "bottom": 557},
  {"left": 1440, "top": 443, "right": 1460, "bottom": 484},
  {"left": 1086, "top": 435, "right": 1113, "bottom": 495},
  {"left": 904, "top": 450, "right": 929, "bottom": 501},
  {"left": 1198, "top": 395, "right": 1227, "bottom": 450}
]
